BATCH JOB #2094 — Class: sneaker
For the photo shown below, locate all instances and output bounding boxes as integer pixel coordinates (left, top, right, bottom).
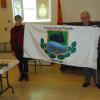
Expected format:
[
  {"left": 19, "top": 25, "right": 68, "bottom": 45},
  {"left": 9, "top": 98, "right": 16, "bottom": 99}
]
[{"left": 82, "top": 82, "right": 90, "bottom": 87}]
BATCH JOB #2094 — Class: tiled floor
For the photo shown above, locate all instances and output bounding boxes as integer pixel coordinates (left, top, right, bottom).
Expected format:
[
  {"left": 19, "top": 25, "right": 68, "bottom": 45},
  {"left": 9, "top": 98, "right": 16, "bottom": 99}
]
[{"left": 0, "top": 63, "right": 100, "bottom": 100}]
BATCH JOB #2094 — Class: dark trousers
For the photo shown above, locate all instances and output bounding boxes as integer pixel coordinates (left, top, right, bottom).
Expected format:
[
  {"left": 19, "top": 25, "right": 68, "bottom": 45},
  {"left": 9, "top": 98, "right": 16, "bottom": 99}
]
[
  {"left": 18, "top": 57, "right": 28, "bottom": 75},
  {"left": 97, "top": 52, "right": 100, "bottom": 84},
  {"left": 83, "top": 67, "right": 100, "bottom": 84},
  {"left": 83, "top": 68, "right": 96, "bottom": 83},
  {"left": 15, "top": 47, "right": 28, "bottom": 76}
]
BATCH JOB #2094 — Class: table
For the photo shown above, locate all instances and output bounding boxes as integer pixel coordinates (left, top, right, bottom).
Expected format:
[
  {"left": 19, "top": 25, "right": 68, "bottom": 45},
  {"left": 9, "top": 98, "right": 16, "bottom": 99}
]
[{"left": 0, "top": 60, "right": 19, "bottom": 96}]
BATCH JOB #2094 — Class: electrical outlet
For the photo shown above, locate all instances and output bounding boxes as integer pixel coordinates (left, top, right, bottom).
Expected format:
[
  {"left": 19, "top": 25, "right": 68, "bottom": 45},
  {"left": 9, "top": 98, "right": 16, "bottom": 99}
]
[
  {"left": 4, "top": 27, "right": 7, "bottom": 31},
  {"left": 8, "top": 20, "right": 11, "bottom": 23}
]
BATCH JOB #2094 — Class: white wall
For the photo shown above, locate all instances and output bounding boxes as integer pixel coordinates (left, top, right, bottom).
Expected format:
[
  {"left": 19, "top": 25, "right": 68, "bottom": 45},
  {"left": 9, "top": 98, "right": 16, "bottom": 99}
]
[
  {"left": 0, "top": 0, "right": 13, "bottom": 43},
  {"left": 61, "top": 0, "right": 100, "bottom": 22}
]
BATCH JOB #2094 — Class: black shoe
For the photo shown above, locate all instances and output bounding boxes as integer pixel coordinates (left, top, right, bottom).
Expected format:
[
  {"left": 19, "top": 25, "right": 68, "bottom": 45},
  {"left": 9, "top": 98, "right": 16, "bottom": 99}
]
[
  {"left": 25, "top": 76, "right": 29, "bottom": 81},
  {"left": 96, "top": 84, "right": 100, "bottom": 89},
  {"left": 19, "top": 76, "right": 24, "bottom": 81},
  {"left": 19, "top": 74, "right": 24, "bottom": 81},
  {"left": 19, "top": 77, "right": 23, "bottom": 81},
  {"left": 82, "top": 82, "right": 90, "bottom": 87}
]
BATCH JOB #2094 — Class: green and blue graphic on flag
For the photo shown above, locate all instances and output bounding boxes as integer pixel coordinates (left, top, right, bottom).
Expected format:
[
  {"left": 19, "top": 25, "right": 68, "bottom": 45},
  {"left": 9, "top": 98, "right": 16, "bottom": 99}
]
[
  {"left": 40, "top": 30, "right": 76, "bottom": 60},
  {"left": 47, "top": 30, "right": 68, "bottom": 55}
]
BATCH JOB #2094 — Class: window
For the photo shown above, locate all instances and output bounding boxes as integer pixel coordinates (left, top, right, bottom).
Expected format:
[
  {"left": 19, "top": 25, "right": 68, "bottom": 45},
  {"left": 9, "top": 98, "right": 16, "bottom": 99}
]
[{"left": 12, "top": 0, "right": 51, "bottom": 22}]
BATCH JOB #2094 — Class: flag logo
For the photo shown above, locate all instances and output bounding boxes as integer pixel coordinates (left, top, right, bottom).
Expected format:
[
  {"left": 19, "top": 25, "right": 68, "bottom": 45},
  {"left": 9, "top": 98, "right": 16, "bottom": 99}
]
[{"left": 40, "top": 30, "right": 76, "bottom": 60}]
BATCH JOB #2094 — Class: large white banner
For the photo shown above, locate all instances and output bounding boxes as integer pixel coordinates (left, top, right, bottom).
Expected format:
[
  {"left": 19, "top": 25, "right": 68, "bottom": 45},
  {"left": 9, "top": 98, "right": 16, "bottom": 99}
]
[{"left": 24, "top": 23, "right": 100, "bottom": 69}]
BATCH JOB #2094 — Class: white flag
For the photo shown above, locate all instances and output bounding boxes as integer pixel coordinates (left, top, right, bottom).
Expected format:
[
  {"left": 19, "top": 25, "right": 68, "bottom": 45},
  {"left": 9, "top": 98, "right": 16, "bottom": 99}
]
[{"left": 24, "top": 23, "right": 100, "bottom": 69}]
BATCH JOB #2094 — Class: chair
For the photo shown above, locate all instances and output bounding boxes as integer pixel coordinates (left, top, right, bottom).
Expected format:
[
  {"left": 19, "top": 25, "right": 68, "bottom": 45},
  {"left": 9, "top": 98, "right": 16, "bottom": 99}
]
[{"left": 28, "top": 58, "right": 37, "bottom": 73}]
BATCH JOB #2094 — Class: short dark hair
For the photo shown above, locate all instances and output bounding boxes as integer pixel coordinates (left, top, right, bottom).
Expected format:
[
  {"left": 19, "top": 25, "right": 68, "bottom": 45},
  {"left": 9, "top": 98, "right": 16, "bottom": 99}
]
[{"left": 14, "top": 15, "right": 22, "bottom": 20}]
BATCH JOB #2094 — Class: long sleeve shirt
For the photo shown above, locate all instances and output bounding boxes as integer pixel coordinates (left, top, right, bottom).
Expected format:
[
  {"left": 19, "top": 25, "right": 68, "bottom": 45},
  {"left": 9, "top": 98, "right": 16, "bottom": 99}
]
[{"left": 10, "top": 25, "right": 24, "bottom": 57}]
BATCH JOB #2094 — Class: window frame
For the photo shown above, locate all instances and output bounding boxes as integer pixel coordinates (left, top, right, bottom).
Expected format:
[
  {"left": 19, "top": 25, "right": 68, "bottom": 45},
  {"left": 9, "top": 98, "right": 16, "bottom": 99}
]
[{"left": 12, "top": 0, "right": 51, "bottom": 22}]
